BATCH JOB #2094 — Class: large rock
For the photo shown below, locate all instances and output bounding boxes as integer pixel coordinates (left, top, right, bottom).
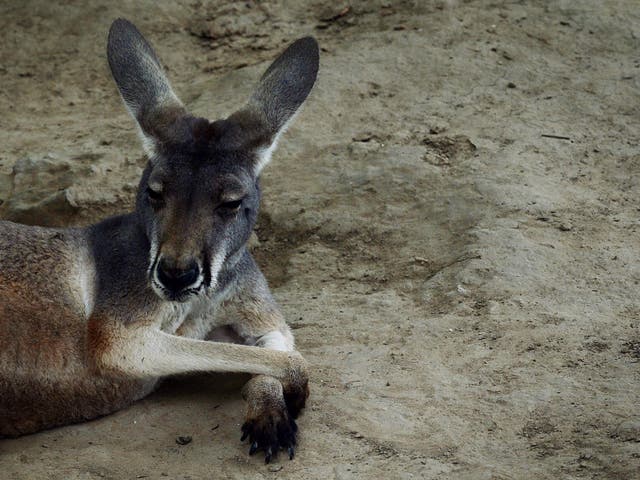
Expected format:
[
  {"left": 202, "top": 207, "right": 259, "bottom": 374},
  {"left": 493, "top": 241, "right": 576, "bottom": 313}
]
[
  {"left": 0, "top": 154, "right": 86, "bottom": 227},
  {"left": 0, "top": 151, "right": 145, "bottom": 227}
]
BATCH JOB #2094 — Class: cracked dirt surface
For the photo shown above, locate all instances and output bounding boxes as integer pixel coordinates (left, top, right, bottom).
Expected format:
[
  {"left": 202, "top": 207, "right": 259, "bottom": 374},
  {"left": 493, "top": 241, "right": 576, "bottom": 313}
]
[{"left": 1, "top": 1, "right": 639, "bottom": 478}]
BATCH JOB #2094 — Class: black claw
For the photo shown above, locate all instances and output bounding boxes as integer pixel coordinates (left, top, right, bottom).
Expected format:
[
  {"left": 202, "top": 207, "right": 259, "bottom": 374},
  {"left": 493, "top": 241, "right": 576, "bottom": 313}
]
[
  {"left": 241, "top": 421, "right": 252, "bottom": 442},
  {"left": 249, "top": 441, "right": 258, "bottom": 455},
  {"left": 241, "top": 403, "right": 302, "bottom": 462}
]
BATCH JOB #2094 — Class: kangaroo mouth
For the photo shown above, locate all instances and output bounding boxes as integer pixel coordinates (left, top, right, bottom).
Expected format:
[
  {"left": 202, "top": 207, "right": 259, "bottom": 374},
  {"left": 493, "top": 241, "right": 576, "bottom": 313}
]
[
  {"left": 150, "top": 276, "right": 204, "bottom": 302},
  {"left": 148, "top": 255, "right": 205, "bottom": 303},
  {"left": 147, "top": 248, "right": 226, "bottom": 303}
]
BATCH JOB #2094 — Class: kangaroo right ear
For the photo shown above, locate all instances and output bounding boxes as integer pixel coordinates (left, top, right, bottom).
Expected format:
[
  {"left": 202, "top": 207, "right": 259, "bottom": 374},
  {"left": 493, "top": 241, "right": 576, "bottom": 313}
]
[{"left": 107, "top": 18, "right": 185, "bottom": 156}]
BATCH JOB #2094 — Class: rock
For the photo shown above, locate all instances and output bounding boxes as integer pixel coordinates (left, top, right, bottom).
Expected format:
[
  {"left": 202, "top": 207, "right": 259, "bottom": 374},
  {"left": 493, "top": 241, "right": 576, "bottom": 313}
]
[{"left": 0, "top": 156, "right": 87, "bottom": 226}]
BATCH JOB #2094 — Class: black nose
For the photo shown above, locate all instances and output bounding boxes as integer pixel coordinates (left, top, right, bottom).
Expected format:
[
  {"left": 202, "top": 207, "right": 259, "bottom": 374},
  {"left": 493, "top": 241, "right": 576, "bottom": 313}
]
[{"left": 156, "top": 258, "right": 200, "bottom": 293}]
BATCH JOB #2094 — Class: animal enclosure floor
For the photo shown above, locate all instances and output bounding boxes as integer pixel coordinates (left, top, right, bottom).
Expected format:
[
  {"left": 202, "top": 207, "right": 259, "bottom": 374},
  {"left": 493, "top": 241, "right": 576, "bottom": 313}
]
[{"left": 1, "top": 1, "right": 639, "bottom": 478}]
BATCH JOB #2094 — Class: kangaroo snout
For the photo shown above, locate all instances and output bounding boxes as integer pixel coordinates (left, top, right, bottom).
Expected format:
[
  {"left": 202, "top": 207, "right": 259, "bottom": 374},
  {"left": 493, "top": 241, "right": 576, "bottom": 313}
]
[{"left": 154, "top": 256, "right": 202, "bottom": 299}]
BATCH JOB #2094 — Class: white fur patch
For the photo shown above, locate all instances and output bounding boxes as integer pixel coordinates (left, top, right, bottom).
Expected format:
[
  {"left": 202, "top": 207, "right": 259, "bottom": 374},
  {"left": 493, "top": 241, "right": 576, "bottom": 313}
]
[
  {"left": 256, "top": 330, "right": 294, "bottom": 352},
  {"left": 120, "top": 97, "right": 158, "bottom": 158},
  {"left": 254, "top": 111, "right": 299, "bottom": 175},
  {"left": 255, "top": 136, "right": 279, "bottom": 175},
  {"left": 209, "top": 249, "right": 226, "bottom": 290},
  {"left": 75, "top": 244, "right": 96, "bottom": 318},
  {"left": 79, "top": 270, "right": 94, "bottom": 318},
  {"left": 137, "top": 124, "right": 157, "bottom": 158}
]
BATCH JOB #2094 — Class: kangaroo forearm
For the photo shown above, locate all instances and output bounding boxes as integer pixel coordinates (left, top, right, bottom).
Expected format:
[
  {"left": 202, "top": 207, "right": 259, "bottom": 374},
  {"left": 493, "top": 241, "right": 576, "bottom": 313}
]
[{"left": 100, "top": 328, "right": 305, "bottom": 382}]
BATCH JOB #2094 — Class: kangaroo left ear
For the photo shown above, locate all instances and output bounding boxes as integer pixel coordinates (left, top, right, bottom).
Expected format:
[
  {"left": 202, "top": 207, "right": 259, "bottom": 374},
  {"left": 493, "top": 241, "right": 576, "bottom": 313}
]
[{"left": 228, "top": 37, "right": 319, "bottom": 175}]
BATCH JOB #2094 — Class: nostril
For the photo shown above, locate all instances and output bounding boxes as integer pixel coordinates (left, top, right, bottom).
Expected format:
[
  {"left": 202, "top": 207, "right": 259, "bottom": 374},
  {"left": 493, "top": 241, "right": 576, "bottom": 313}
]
[
  {"left": 156, "top": 260, "right": 175, "bottom": 288},
  {"left": 181, "top": 262, "right": 199, "bottom": 286},
  {"left": 157, "top": 258, "right": 200, "bottom": 292}
]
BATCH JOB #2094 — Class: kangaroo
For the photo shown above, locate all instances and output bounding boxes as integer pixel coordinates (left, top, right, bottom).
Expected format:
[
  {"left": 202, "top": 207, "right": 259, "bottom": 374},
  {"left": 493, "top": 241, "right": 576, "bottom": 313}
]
[{"left": 0, "top": 19, "right": 318, "bottom": 463}]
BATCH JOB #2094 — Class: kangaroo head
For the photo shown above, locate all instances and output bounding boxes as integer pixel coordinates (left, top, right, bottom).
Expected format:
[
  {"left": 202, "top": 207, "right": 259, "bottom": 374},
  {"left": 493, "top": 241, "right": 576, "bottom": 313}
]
[{"left": 107, "top": 19, "right": 319, "bottom": 302}]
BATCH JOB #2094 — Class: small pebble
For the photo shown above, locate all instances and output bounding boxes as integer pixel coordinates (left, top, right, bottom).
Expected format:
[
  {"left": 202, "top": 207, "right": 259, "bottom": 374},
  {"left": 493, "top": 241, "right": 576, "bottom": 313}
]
[
  {"left": 559, "top": 223, "right": 573, "bottom": 231},
  {"left": 176, "top": 435, "right": 192, "bottom": 445}
]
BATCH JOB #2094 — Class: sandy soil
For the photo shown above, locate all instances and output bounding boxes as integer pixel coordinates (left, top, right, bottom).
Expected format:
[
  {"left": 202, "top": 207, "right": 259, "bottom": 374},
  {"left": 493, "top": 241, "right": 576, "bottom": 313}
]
[{"left": 1, "top": 1, "right": 639, "bottom": 478}]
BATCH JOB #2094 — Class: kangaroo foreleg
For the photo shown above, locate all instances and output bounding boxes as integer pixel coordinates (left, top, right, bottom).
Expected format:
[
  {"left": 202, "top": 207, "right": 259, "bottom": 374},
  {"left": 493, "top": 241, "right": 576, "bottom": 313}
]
[{"left": 92, "top": 323, "right": 308, "bottom": 394}]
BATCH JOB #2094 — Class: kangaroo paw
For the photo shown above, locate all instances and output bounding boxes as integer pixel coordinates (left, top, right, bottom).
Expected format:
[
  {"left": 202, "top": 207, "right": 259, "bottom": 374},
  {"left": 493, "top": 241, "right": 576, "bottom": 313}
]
[{"left": 241, "top": 404, "right": 298, "bottom": 463}]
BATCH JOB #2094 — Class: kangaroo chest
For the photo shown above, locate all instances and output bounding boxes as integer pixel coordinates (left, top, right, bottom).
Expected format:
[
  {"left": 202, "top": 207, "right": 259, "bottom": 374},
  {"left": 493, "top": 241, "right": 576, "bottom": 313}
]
[{"left": 156, "top": 290, "right": 229, "bottom": 339}]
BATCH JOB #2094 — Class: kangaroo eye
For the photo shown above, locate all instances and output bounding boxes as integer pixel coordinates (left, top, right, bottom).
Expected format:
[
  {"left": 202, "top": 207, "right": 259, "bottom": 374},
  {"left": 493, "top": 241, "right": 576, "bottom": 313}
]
[
  {"left": 219, "top": 199, "right": 242, "bottom": 211},
  {"left": 146, "top": 187, "right": 163, "bottom": 203}
]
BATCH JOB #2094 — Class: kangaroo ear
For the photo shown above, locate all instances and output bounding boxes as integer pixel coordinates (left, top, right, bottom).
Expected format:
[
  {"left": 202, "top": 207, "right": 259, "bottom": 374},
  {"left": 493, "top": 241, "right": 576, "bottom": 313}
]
[
  {"left": 229, "top": 37, "right": 319, "bottom": 175},
  {"left": 107, "top": 18, "right": 186, "bottom": 156}
]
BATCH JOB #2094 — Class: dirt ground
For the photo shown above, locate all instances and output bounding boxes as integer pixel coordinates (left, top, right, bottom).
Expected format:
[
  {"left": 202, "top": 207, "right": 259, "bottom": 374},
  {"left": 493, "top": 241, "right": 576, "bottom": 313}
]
[{"left": 1, "top": 0, "right": 639, "bottom": 478}]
